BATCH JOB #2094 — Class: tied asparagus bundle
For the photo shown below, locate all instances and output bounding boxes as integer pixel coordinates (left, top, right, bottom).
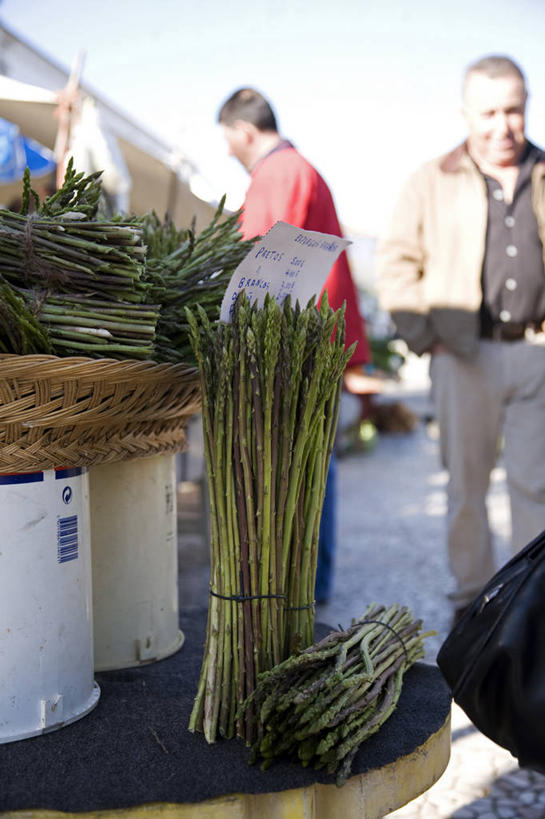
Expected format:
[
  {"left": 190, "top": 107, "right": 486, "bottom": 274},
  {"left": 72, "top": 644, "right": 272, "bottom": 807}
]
[
  {"left": 142, "top": 197, "right": 256, "bottom": 364},
  {"left": 239, "top": 603, "right": 433, "bottom": 786},
  {"left": 0, "top": 163, "right": 256, "bottom": 362},
  {"left": 0, "top": 162, "right": 148, "bottom": 303},
  {"left": 0, "top": 163, "right": 157, "bottom": 359},
  {"left": 187, "top": 291, "right": 355, "bottom": 744},
  {"left": 0, "top": 275, "right": 159, "bottom": 360},
  {"left": 0, "top": 162, "right": 158, "bottom": 359},
  {"left": 32, "top": 292, "right": 159, "bottom": 358}
]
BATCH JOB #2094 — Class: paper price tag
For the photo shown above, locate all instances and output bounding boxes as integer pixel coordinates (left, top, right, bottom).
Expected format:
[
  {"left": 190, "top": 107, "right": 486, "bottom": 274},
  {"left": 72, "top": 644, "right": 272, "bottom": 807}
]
[{"left": 220, "top": 221, "right": 351, "bottom": 322}]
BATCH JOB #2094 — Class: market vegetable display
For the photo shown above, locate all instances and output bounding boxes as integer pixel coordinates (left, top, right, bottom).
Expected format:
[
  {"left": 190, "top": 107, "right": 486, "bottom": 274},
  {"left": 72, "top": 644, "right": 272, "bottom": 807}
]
[
  {"left": 239, "top": 603, "right": 432, "bottom": 785},
  {"left": 186, "top": 291, "right": 355, "bottom": 744},
  {"left": 0, "top": 163, "right": 254, "bottom": 363},
  {"left": 0, "top": 164, "right": 148, "bottom": 298}
]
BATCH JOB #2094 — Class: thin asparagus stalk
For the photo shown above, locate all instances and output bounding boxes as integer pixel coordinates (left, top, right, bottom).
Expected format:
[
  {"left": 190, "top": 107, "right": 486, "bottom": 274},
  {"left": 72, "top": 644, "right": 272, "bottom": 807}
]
[{"left": 186, "top": 307, "right": 220, "bottom": 737}]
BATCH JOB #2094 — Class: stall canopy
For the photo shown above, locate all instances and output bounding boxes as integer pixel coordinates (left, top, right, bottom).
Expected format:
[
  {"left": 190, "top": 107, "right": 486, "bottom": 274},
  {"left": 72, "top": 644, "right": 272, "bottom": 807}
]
[{"left": 0, "top": 75, "right": 216, "bottom": 230}]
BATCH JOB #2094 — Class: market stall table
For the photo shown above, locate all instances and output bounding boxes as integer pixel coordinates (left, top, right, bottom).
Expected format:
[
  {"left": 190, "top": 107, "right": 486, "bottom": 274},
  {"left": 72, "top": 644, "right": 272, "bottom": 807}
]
[{"left": 0, "top": 608, "right": 451, "bottom": 819}]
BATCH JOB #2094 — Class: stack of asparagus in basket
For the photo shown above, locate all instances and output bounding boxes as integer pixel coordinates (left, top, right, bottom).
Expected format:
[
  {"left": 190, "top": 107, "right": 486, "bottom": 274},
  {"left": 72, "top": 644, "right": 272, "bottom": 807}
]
[
  {"left": 0, "top": 162, "right": 255, "bottom": 362},
  {"left": 0, "top": 162, "right": 154, "bottom": 358}
]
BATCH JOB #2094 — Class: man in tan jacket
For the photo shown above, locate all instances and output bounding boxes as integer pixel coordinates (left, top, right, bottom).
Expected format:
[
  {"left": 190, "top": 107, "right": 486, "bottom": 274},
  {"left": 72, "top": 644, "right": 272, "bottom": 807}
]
[{"left": 376, "top": 55, "right": 545, "bottom": 622}]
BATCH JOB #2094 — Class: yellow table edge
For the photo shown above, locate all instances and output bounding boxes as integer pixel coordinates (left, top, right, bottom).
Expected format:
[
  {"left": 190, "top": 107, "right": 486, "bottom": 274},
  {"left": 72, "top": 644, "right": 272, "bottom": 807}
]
[{"left": 4, "top": 709, "right": 451, "bottom": 819}]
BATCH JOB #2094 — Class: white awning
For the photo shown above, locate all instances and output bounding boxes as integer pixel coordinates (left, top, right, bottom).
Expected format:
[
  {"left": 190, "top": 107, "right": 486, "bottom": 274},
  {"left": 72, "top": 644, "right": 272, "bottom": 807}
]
[{"left": 0, "top": 77, "right": 216, "bottom": 229}]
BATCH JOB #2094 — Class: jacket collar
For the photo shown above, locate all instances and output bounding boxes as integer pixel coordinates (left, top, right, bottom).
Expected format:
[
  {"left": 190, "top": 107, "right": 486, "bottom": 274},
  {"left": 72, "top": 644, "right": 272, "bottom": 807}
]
[
  {"left": 439, "top": 142, "right": 473, "bottom": 173},
  {"left": 440, "top": 139, "right": 545, "bottom": 174}
]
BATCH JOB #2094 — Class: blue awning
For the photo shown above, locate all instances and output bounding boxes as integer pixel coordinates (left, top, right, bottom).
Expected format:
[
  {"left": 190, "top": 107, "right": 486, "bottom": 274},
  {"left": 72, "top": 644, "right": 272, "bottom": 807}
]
[{"left": 0, "top": 116, "right": 56, "bottom": 183}]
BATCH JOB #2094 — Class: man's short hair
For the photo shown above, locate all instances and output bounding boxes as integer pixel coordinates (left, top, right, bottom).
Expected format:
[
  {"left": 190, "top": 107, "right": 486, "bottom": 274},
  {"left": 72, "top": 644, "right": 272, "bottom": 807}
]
[
  {"left": 463, "top": 55, "right": 527, "bottom": 95},
  {"left": 217, "top": 88, "right": 278, "bottom": 132}
]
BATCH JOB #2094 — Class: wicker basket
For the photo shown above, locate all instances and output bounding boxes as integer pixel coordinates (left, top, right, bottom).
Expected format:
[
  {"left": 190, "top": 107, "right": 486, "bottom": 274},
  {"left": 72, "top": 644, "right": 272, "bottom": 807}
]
[{"left": 0, "top": 354, "right": 201, "bottom": 473}]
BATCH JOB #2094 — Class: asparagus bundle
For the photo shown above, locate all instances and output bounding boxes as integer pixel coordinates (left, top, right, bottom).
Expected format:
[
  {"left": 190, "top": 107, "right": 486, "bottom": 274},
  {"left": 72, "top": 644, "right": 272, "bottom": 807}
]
[
  {"left": 142, "top": 197, "right": 256, "bottom": 364},
  {"left": 0, "top": 163, "right": 159, "bottom": 358},
  {"left": 0, "top": 208, "right": 147, "bottom": 303},
  {"left": 239, "top": 603, "right": 432, "bottom": 786},
  {"left": 0, "top": 280, "right": 159, "bottom": 360},
  {"left": 0, "top": 162, "right": 148, "bottom": 303},
  {"left": 0, "top": 164, "right": 255, "bottom": 362},
  {"left": 187, "top": 291, "right": 355, "bottom": 744},
  {"left": 33, "top": 292, "right": 159, "bottom": 358}
]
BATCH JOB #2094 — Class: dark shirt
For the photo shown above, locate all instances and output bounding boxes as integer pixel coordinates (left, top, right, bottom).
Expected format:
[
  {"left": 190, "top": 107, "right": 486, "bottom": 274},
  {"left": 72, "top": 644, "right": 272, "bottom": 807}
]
[{"left": 480, "top": 142, "right": 545, "bottom": 331}]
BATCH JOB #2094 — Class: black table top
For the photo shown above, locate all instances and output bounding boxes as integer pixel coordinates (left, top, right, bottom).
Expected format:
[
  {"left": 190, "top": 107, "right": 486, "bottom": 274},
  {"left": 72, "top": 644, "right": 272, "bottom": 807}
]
[{"left": 0, "top": 608, "right": 451, "bottom": 813}]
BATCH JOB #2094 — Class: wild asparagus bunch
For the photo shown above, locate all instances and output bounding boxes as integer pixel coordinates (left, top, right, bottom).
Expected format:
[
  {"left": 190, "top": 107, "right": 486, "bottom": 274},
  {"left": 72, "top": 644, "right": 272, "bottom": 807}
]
[
  {"left": 0, "top": 163, "right": 157, "bottom": 358},
  {"left": 239, "top": 603, "right": 432, "bottom": 786},
  {"left": 142, "top": 197, "right": 257, "bottom": 364},
  {"left": 32, "top": 292, "right": 159, "bottom": 358},
  {"left": 0, "top": 164, "right": 256, "bottom": 362},
  {"left": 0, "top": 279, "right": 159, "bottom": 360},
  {"left": 0, "top": 208, "right": 147, "bottom": 302},
  {"left": 0, "top": 162, "right": 148, "bottom": 304},
  {"left": 187, "top": 291, "right": 355, "bottom": 744}
]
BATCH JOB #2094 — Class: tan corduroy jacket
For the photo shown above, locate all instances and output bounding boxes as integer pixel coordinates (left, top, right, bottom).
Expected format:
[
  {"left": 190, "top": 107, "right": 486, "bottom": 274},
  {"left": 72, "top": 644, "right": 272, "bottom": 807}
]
[{"left": 375, "top": 142, "right": 545, "bottom": 358}]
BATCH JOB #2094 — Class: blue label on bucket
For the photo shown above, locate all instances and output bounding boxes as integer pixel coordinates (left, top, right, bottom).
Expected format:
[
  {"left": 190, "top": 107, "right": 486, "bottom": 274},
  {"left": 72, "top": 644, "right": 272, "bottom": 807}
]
[
  {"left": 55, "top": 467, "right": 84, "bottom": 480},
  {"left": 0, "top": 471, "right": 44, "bottom": 485},
  {"left": 57, "top": 515, "right": 79, "bottom": 563}
]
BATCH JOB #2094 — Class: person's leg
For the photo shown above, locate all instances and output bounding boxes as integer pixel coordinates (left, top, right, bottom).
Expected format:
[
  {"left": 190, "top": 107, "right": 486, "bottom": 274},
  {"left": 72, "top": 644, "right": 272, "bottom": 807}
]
[
  {"left": 315, "top": 453, "right": 337, "bottom": 604},
  {"left": 502, "top": 339, "right": 545, "bottom": 552},
  {"left": 430, "top": 345, "right": 503, "bottom": 607}
]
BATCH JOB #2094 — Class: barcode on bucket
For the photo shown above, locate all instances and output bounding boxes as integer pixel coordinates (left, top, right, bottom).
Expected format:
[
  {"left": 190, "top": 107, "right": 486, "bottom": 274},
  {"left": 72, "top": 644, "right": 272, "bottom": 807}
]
[{"left": 57, "top": 515, "right": 79, "bottom": 563}]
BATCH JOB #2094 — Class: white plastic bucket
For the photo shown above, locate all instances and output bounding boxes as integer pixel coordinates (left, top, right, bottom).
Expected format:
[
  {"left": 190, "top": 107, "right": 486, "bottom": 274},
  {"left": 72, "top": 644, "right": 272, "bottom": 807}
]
[
  {"left": 0, "top": 467, "right": 100, "bottom": 744},
  {"left": 89, "top": 454, "right": 184, "bottom": 671}
]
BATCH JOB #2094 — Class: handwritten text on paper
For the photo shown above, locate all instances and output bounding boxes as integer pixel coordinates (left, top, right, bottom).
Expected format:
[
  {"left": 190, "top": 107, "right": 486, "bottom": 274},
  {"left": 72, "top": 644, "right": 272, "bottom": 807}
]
[{"left": 220, "top": 221, "right": 351, "bottom": 322}]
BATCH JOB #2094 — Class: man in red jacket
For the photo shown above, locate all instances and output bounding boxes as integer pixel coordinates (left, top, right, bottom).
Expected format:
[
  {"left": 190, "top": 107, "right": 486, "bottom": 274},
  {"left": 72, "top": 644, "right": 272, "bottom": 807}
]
[{"left": 218, "top": 87, "right": 381, "bottom": 602}]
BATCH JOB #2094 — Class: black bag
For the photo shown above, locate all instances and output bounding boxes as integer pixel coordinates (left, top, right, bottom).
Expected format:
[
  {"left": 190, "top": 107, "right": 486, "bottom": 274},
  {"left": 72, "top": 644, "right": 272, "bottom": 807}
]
[{"left": 437, "top": 528, "right": 545, "bottom": 772}]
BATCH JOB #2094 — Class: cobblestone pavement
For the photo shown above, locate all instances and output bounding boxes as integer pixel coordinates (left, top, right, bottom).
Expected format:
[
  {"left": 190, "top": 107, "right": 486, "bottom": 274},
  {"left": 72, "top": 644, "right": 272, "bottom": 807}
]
[{"left": 177, "top": 355, "right": 545, "bottom": 818}]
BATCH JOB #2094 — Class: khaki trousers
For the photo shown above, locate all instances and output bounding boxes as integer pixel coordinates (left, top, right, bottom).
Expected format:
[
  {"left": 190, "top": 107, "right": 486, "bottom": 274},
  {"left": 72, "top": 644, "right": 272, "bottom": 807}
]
[{"left": 430, "top": 335, "right": 545, "bottom": 606}]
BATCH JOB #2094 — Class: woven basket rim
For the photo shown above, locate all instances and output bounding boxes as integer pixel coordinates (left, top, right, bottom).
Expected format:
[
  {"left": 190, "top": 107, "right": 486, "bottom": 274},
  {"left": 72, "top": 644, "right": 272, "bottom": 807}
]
[
  {"left": 0, "top": 353, "right": 200, "bottom": 383},
  {"left": 0, "top": 353, "right": 201, "bottom": 470}
]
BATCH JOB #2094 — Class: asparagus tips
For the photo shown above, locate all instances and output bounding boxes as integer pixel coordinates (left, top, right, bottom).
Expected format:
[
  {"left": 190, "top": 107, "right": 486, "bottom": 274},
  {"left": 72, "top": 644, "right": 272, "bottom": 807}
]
[
  {"left": 187, "top": 291, "right": 352, "bottom": 744},
  {"left": 142, "top": 200, "right": 256, "bottom": 365}
]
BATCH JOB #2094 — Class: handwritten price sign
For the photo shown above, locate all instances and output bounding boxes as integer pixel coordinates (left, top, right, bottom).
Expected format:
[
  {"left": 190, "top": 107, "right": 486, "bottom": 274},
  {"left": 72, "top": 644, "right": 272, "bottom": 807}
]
[{"left": 220, "top": 221, "right": 351, "bottom": 323}]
